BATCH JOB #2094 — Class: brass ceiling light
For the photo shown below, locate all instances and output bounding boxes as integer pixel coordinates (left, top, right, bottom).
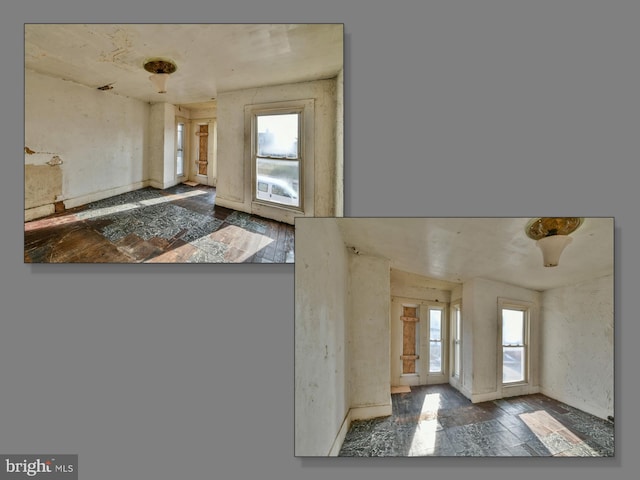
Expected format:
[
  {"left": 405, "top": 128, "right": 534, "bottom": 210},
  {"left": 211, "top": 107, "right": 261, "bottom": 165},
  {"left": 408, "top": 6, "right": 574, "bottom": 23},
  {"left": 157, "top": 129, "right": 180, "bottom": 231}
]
[
  {"left": 143, "top": 58, "right": 177, "bottom": 94},
  {"left": 525, "top": 218, "right": 584, "bottom": 267}
]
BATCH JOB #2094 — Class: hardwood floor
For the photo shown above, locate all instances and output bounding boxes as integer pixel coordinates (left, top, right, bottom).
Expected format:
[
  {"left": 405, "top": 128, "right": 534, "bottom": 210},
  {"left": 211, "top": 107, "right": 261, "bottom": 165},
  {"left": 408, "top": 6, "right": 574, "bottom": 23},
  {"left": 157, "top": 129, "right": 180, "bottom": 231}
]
[
  {"left": 24, "top": 184, "right": 295, "bottom": 263},
  {"left": 338, "top": 384, "right": 614, "bottom": 457}
]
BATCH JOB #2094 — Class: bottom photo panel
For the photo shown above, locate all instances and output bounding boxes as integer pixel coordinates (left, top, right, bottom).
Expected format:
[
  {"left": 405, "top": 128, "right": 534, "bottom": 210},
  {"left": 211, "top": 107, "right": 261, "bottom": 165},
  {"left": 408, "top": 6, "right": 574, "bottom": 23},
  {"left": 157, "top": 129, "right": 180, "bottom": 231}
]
[{"left": 294, "top": 217, "right": 614, "bottom": 457}]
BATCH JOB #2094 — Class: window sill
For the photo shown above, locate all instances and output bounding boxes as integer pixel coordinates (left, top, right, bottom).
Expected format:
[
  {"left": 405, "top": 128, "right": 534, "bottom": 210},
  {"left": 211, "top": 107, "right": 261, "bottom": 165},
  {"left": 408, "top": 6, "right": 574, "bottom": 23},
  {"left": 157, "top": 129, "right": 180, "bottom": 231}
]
[
  {"left": 252, "top": 199, "right": 304, "bottom": 215},
  {"left": 502, "top": 381, "right": 529, "bottom": 388}
]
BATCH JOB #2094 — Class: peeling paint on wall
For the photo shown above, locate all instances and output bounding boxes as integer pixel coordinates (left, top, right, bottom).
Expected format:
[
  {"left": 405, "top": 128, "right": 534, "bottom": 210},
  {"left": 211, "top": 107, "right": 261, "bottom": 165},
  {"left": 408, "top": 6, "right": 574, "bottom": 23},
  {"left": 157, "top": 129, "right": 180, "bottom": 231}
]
[{"left": 25, "top": 164, "right": 63, "bottom": 210}]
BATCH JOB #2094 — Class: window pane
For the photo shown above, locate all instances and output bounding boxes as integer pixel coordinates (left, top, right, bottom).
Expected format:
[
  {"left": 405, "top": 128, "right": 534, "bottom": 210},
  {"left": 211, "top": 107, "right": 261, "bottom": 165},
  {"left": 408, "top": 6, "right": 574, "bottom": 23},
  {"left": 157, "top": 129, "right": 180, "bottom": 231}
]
[
  {"left": 429, "top": 309, "right": 443, "bottom": 373},
  {"left": 503, "top": 346, "right": 525, "bottom": 383},
  {"left": 176, "top": 123, "right": 184, "bottom": 176},
  {"left": 453, "top": 307, "right": 461, "bottom": 377},
  {"left": 429, "top": 341, "right": 441, "bottom": 372},
  {"left": 257, "top": 113, "right": 299, "bottom": 158},
  {"left": 502, "top": 309, "right": 524, "bottom": 345},
  {"left": 429, "top": 309, "right": 441, "bottom": 341},
  {"left": 176, "top": 152, "right": 183, "bottom": 176},
  {"left": 256, "top": 158, "right": 300, "bottom": 207}
]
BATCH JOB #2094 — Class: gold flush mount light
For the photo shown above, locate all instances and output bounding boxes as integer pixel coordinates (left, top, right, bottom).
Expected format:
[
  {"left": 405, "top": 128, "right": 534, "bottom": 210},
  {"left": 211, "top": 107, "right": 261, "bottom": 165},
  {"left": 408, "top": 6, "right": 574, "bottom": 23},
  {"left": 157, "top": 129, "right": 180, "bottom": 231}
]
[
  {"left": 143, "top": 58, "right": 177, "bottom": 93},
  {"left": 525, "top": 217, "right": 584, "bottom": 267}
]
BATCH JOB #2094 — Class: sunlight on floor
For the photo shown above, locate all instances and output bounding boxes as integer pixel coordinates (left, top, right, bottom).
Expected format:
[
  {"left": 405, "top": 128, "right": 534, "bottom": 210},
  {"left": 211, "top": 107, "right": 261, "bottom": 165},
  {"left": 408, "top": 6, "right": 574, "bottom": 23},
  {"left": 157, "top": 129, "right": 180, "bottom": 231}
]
[
  {"left": 421, "top": 393, "right": 443, "bottom": 412},
  {"left": 408, "top": 419, "right": 439, "bottom": 456},
  {"left": 24, "top": 189, "right": 208, "bottom": 232},
  {"left": 408, "top": 393, "right": 442, "bottom": 455},
  {"left": 519, "top": 410, "right": 598, "bottom": 456},
  {"left": 145, "top": 225, "right": 274, "bottom": 263}
]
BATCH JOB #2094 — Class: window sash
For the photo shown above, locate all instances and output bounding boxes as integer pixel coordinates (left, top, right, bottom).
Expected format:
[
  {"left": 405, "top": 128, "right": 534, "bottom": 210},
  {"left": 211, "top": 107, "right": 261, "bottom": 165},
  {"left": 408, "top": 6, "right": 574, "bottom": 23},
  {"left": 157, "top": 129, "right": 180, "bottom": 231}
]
[
  {"left": 500, "top": 304, "right": 529, "bottom": 384},
  {"left": 176, "top": 122, "right": 185, "bottom": 176},
  {"left": 253, "top": 110, "right": 303, "bottom": 210},
  {"left": 429, "top": 307, "right": 444, "bottom": 374},
  {"left": 256, "top": 112, "right": 301, "bottom": 159},
  {"left": 502, "top": 345, "right": 526, "bottom": 383},
  {"left": 453, "top": 306, "right": 461, "bottom": 377}
]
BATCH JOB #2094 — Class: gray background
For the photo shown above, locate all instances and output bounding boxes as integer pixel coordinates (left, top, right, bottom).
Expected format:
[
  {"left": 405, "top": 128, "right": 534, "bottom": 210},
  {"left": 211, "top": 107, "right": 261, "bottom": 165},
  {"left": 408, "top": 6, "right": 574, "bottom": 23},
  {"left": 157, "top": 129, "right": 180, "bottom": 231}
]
[{"left": 3, "top": 1, "right": 637, "bottom": 479}]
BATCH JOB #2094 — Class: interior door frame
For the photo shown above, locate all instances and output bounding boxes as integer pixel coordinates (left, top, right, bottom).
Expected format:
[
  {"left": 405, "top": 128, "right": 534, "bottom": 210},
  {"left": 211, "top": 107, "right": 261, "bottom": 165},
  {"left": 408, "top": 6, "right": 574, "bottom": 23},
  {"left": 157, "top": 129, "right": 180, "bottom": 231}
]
[
  {"left": 189, "top": 119, "right": 216, "bottom": 185},
  {"left": 391, "top": 296, "right": 449, "bottom": 387}
]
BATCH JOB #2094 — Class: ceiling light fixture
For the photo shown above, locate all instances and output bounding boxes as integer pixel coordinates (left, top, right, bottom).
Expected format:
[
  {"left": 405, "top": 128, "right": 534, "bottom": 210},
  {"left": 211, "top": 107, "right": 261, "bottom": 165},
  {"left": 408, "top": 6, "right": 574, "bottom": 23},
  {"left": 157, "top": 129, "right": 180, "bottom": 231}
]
[
  {"left": 143, "top": 58, "right": 177, "bottom": 94},
  {"left": 525, "top": 217, "right": 584, "bottom": 267}
]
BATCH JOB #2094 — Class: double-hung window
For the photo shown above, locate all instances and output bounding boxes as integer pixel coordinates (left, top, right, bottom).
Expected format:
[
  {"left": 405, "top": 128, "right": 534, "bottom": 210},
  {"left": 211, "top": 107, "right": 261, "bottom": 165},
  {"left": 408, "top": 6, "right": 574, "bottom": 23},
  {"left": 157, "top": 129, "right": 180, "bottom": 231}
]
[
  {"left": 176, "top": 121, "right": 185, "bottom": 177},
  {"left": 429, "top": 306, "right": 444, "bottom": 374},
  {"left": 254, "top": 110, "right": 302, "bottom": 209},
  {"left": 248, "top": 99, "right": 314, "bottom": 216},
  {"left": 452, "top": 303, "right": 462, "bottom": 378},
  {"left": 501, "top": 307, "right": 528, "bottom": 384}
]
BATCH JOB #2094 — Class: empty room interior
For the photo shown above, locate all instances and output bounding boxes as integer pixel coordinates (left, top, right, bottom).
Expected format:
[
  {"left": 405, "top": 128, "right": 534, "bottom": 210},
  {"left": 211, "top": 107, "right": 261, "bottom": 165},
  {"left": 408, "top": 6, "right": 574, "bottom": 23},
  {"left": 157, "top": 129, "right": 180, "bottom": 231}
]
[
  {"left": 24, "top": 23, "right": 343, "bottom": 263},
  {"left": 295, "top": 217, "right": 614, "bottom": 457}
]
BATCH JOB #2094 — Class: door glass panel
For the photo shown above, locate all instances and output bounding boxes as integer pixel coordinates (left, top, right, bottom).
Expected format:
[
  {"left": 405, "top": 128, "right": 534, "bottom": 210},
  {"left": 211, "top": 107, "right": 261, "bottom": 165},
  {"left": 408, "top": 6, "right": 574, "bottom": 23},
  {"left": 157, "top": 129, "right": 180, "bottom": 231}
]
[
  {"left": 454, "top": 307, "right": 461, "bottom": 377},
  {"left": 429, "top": 309, "right": 442, "bottom": 373},
  {"left": 176, "top": 123, "right": 184, "bottom": 176}
]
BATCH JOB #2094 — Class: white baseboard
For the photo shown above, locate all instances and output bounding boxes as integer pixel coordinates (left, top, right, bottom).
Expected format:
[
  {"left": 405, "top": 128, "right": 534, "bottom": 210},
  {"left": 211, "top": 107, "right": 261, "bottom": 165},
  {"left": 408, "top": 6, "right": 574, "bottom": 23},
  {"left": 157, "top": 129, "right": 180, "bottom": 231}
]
[
  {"left": 328, "top": 412, "right": 351, "bottom": 456},
  {"left": 471, "top": 391, "right": 501, "bottom": 403},
  {"left": 216, "top": 196, "right": 297, "bottom": 225},
  {"left": 349, "top": 403, "right": 393, "bottom": 421},
  {"left": 25, "top": 204, "right": 55, "bottom": 222},
  {"left": 501, "top": 384, "right": 540, "bottom": 399},
  {"left": 63, "top": 181, "right": 150, "bottom": 209},
  {"left": 326, "top": 402, "right": 392, "bottom": 456},
  {"left": 470, "top": 385, "right": 540, "bottom": 403},
  {"left": 457, "top": 384, "right": 473, "bottom": 401},
  {"left": 214, "top": 195, "right": 247, "bottom": 212}
]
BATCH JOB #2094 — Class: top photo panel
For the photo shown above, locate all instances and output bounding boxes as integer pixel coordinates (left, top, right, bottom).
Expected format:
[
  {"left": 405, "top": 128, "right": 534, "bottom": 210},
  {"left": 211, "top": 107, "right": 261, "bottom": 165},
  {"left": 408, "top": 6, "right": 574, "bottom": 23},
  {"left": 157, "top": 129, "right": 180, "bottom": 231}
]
[{"left": 24, "top": 23, "right": 344, "bottom": 263}]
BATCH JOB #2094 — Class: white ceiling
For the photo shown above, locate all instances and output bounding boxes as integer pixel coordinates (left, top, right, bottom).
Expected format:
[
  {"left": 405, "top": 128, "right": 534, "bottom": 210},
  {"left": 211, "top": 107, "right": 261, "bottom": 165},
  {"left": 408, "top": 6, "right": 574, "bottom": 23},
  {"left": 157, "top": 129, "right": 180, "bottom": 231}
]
[
  {"left": 25, "top": 24, "right": 343, "bottom": 106},
  {"left": 336, "top": 218, "right": 614, "bottom": 291}
]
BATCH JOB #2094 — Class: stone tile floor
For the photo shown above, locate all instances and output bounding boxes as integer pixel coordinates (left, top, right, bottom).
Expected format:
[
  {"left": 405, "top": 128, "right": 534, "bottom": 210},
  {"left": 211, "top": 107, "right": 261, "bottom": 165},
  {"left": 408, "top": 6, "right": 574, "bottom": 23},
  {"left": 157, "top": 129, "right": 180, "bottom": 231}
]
[
  {"left": 24, "top": 184, "right": 295, "bottom": 263},
  {"left": 339, "top": 384, "right": 614, "bottom": 457}
]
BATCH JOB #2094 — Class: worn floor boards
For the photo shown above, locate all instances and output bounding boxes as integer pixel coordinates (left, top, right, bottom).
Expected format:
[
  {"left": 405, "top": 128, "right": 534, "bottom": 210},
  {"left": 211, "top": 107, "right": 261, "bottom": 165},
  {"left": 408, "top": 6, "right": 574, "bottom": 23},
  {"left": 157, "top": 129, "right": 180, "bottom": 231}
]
[
  {"left": 338, "top": 384, "right": 614, "bottom": 457},
  {"left": 24, "top": 184, "right": 295, "bottom": 264}
]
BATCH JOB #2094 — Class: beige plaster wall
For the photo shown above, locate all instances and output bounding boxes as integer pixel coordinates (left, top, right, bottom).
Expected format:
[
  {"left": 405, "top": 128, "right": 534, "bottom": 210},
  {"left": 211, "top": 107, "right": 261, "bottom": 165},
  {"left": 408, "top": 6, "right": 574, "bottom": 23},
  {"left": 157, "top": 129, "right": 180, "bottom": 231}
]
[
  {"left": 215, "top": 78, "right": 338, "bottom": 224},
  {"left": 294, "top": 218, "right": 349, "bottom": 456},
  {"left": 540, "top": 274, "right": 614, "bottom": 419},
  {"left": 25, "top": 70, "right": 149, "bottom": 215}
]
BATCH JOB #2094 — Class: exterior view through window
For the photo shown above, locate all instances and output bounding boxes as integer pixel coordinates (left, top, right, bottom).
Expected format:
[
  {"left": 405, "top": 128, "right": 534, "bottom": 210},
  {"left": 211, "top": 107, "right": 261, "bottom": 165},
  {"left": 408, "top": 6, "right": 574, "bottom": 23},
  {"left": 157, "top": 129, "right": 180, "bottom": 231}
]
[
  {"left": 429, "top": 308, "right": 443, "bottom": 373},
  {"left": 502, "top": 308, "right": 526, "bottom": 383},
  {"left": 176, "top": 122, "right": 184, "bottom": 176},
  {"left": 255, "top": 113, "right": 300, "bottom": 208},
  {"left": 453, "top": 305, "right": 461, "bottom": 378}
]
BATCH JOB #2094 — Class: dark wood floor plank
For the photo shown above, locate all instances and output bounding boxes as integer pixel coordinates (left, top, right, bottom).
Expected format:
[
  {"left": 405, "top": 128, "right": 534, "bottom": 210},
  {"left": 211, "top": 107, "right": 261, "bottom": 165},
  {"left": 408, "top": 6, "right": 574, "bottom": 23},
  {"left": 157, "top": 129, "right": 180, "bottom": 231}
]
[
  {"left": 339, "top": 384, "right": 614, "bottom": 457},
  {"left": 24, "top": 185, "right": 295, "bottom": 264}
]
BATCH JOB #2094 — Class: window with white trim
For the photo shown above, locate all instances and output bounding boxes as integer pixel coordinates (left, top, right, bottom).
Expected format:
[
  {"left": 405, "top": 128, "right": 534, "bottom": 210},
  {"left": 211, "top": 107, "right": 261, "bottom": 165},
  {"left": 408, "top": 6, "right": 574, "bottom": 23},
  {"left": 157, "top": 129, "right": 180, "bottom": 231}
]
[
  {"left": 429, "top": 306, "right": 444, "bottom": 373},
  {"left": 501, "top": 306, "right": 528, "bottom": 384},
  {"left": 452, "top": 303, "right": 462, "bottom": 378},
  {"left": 176, "top": 121, "right": 185, "bottom": 177},
  {"left": 248, "top": 99, "right": 314, "bottom": 215},
  {"left": 254, "top": 110, "right": 301, "bottom": 209}
]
